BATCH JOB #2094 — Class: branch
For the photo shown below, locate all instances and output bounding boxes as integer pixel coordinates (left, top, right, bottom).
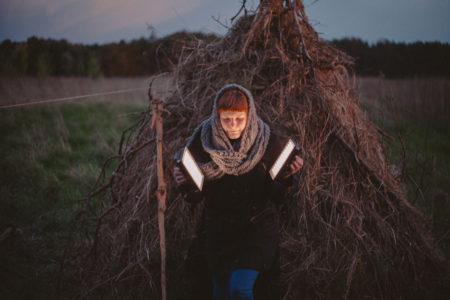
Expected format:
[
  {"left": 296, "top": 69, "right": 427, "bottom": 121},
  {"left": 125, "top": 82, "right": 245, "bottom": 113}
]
[
  {"left": 231, "top": 0, "right": 248, "bottom": 22},
  {"left": 212, "top": 16, "right": 231, "bottom": 30}
]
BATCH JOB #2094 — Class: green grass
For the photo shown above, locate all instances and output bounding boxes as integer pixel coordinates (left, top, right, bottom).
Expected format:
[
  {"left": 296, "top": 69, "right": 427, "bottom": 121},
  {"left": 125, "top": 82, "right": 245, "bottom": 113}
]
[
  {"left": 358, "top": 78, "right": 450, "bottom": 254},
  {"left": 383, "top": 121, "right": 450, "bottom": 213},
  {"left": 0, "top": 103, "right": 144, "bottom": 299}
]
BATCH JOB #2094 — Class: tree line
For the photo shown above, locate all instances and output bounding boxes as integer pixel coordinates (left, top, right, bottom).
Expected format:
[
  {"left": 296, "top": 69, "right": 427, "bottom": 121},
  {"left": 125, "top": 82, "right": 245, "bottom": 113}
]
[
  {"left": 1, "top": 33, "right": 449, "bottom": 78},
  {"left": 0, "top": 32, "right": 217, "bottom": 78},
  {"left": 332, "top": 38, "right": 450, "bottom": 77}
]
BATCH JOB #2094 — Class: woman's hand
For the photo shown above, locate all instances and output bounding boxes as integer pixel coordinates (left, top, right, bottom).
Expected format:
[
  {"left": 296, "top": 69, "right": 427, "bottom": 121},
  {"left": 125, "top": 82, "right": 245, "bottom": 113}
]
[
  {"left": 285, "top": 155, "right": 304, "bottom": 178},
  {"left": 173, "top": 166, "right": 187, "bottom": 186}
]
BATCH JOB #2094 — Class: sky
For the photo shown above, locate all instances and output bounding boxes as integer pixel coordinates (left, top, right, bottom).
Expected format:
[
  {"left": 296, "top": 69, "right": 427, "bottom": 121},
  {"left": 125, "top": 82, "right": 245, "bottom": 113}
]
[{"left": 0, "top": 0, "right": 449, "bottom": 45}]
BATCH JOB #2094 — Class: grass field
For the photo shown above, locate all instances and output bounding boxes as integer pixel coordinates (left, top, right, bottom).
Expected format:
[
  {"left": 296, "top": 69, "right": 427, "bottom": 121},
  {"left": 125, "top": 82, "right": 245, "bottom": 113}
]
[
  {"left": 357, "top": 77, "right": 450, "bottom": 256},
  {"left": 358, "top": 77, "right": 449, "bottom": 212},
  {"left": 0, "top": 76, "right": 448, "bottom": 299},
  {"left": 0, "top": 77, "right": 149, "bottom": 299}
]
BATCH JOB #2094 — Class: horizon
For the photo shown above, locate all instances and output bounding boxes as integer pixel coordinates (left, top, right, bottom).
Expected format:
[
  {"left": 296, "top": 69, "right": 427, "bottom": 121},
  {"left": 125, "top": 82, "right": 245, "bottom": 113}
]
[
  {"left": 1, "top": 0, "right": 449, "bottom": 45},
  {"left": 3, "top": 31, "right": 449, "bottom": 47}
]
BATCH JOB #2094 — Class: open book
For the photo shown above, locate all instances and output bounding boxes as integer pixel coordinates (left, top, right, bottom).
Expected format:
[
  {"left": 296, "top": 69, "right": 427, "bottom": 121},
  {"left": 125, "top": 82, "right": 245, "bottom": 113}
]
[
  {"left": 175, "top": 147, "right": 204, "bottom": 191},
  {"left": 269, "top": 139, "right": 301, "bottom": 180}
]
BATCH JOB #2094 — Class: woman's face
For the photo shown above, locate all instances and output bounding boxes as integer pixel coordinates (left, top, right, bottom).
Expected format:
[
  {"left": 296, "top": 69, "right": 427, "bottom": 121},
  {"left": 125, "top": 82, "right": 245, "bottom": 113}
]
[{"left": 219, "top": 111, "right": 247, "bottom": 139}]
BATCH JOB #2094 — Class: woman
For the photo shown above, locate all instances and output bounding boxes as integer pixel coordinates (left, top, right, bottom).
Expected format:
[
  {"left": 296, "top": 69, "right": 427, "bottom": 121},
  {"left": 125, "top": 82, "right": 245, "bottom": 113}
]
[{"left": 173, "top": 84, "right": 303, "bottom": 300}]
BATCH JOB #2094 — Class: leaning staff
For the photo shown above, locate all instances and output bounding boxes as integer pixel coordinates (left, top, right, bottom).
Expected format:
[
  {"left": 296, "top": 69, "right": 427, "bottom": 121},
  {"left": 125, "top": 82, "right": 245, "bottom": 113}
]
[{"left": 150, "top": 96, "right": 167, "bottom": 300}]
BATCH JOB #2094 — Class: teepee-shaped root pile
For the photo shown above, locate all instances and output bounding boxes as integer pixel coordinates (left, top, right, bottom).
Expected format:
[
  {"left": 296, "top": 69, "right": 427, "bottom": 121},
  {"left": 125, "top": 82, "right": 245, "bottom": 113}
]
[{"left": 65, "top": 1, "right": 446, "bottom": 299}]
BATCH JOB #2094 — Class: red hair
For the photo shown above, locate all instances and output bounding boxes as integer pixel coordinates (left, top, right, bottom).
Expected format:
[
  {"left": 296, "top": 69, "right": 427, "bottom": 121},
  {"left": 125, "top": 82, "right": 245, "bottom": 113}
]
[{"left": 216, "top": 88, "right": 248, "bottom": 114}]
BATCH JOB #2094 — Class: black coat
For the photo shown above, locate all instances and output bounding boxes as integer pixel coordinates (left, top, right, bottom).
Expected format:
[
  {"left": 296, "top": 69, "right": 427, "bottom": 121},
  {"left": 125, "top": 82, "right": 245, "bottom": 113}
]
[{"left": 184, "top": 130, "right": 293, "bottom": 276}]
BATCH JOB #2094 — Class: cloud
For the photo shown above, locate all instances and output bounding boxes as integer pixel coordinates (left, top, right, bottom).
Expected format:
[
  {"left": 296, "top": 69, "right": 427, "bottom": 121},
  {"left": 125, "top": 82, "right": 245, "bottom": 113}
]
[
  {"left": 1, "top": 0, "right": 448, "bottom": 44},
  {"left": 84, "top": 0, "right": 206, "bottom": 33},
  {"left": 0, "top": 0, "right": 208, "bottom": 42},
  {"left": 0, "top": 0, "right": 78, "bottom": 20}
]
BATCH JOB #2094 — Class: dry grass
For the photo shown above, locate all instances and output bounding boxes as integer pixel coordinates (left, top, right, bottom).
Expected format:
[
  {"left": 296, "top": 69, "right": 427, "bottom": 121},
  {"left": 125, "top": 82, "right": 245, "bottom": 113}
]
[
  {"left": 0, "top": 77, "right": 150, "bottom": 107},
  {"left": 357, "top": 77, "right": 450, "bottom": 128}
]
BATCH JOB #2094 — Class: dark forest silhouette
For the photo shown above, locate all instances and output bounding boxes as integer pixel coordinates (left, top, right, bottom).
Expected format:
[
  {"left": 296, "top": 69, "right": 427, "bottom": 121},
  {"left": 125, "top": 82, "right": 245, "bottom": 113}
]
[
  {"left": 1, "top": 32, "right": 449, "bottom": 78},
  {"left": 332, "top": 38, "right": 450, "bottom": 78}
]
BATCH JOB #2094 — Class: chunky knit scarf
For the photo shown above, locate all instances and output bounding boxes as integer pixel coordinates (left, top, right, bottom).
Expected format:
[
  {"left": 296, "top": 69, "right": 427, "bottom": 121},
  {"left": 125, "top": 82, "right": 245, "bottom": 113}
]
[{"left": 184, "top": 84, "right": 271, "bottom": 180}]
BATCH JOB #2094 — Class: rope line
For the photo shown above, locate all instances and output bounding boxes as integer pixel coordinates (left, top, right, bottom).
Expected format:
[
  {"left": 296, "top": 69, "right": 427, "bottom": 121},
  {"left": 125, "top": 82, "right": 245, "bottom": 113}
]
[{"left": 0, "top": 87, "right": 148, "bottom": 110}]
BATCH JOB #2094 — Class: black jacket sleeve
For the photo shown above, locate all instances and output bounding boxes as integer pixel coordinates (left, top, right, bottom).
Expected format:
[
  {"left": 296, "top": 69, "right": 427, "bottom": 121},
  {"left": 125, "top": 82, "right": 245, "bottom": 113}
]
[
  {"left": 184, "top": 187, "right": 204, "bottom": 204},
  {"left": 261, "top": 133, "right": 295, "bottom": 203},
  {"left": 177, "top": 130, "right": 209, "bottom": 205}
]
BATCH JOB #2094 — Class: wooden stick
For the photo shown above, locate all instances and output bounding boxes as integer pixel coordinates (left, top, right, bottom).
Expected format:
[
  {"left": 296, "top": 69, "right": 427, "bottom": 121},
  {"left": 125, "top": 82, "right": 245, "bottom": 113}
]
[{"left": 152, "top": 97, "right": 167, "bottom": 300}]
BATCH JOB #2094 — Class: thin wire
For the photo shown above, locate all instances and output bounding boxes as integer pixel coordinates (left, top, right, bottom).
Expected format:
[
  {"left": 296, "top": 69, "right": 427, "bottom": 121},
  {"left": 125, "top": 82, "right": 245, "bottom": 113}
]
[{"left": 0, "top": 87, "right": 148, "bottom": 110}]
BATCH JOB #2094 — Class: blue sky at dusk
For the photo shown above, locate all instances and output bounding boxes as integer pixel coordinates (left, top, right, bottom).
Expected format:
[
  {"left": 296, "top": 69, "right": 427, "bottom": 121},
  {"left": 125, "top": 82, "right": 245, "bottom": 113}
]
[{"left": 0, "top": 0, "right": 449, "bottom": 44}]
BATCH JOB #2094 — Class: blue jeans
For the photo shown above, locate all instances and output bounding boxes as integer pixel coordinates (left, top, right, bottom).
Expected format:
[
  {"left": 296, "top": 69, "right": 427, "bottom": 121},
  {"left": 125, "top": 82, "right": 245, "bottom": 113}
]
[{"left": 212, "top": 269, "right": 260, "bottom": 300}]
